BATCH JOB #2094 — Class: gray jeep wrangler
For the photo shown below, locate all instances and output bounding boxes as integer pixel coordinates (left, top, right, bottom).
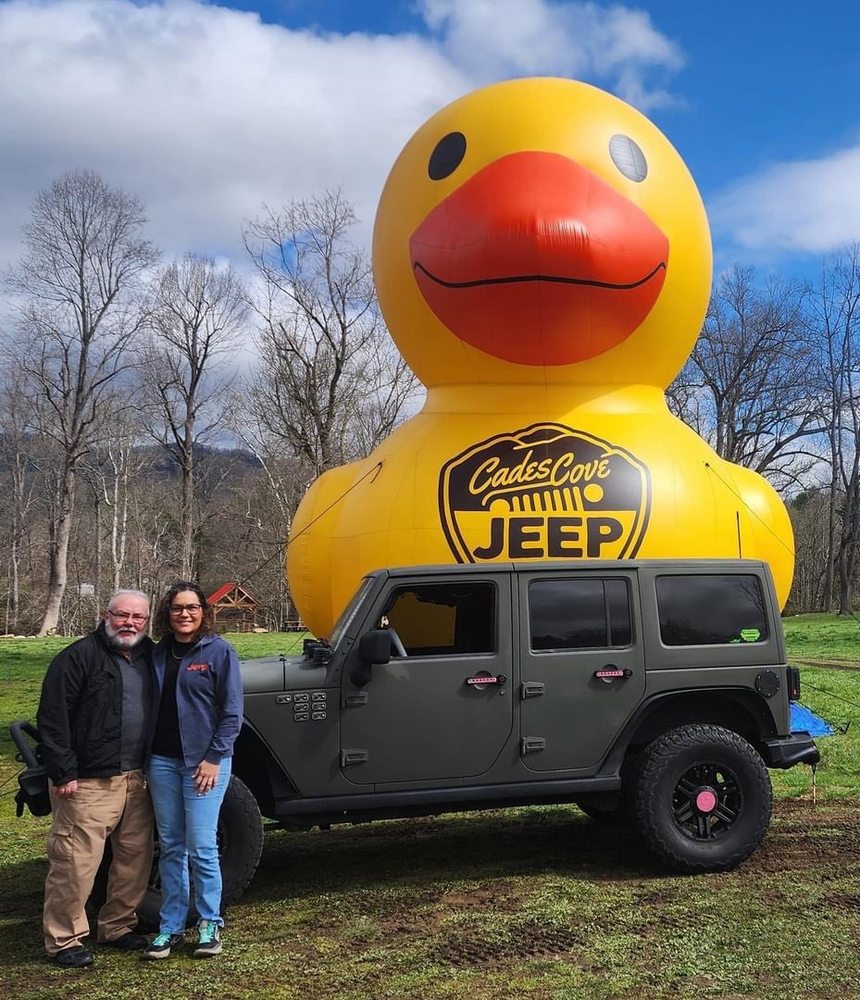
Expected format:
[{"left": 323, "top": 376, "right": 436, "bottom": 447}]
[{"left": 14, "top": 558, "right": 819, "bottom": 924}]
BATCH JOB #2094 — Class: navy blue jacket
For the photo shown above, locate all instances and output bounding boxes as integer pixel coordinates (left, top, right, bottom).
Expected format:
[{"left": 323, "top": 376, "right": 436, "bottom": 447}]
[{"left": 151, "top": 633, "right": 243, "bottom": 768}]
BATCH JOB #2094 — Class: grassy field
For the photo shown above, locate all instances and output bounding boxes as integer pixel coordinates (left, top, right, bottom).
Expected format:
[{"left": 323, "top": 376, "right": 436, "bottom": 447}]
[{"left": 1, "top": 620, "right": 859, "bottom": 998}]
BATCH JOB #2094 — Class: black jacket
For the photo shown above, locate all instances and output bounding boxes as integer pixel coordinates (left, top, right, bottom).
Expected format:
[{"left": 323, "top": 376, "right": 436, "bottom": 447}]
[{"left": 36, "top": 623, "right": 154, "bottom": 786}]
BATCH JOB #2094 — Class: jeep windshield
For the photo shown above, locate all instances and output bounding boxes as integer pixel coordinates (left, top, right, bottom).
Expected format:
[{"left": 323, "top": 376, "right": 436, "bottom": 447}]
[{"left": 328, "top": 576, "right": 376, "bottom": 651}]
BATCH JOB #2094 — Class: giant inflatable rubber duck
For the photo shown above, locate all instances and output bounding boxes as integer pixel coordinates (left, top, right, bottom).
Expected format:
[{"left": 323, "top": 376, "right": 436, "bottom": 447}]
[{"left": 288, "top": 77, "right": 793, "bottom": 638}]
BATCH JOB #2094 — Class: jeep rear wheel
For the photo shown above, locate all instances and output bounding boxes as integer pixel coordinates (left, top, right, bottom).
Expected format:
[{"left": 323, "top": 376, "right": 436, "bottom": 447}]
[{"left": 632, "top": 724, "right": 772, "bottom": 874}]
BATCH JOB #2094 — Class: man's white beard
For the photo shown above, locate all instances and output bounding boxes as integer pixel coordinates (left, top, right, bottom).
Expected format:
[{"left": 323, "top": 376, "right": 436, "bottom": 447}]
[{"left": 105, "top": 623, "right": 146, "bottom": 649}]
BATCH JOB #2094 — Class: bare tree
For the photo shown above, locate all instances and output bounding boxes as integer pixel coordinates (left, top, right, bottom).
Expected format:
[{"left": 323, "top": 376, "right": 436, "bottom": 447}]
[
  {"left": 5, "top": 170, "right": 157, "bottom": 634},
  {"left": 668, "top": 265, "right": 821, "bottom": 492},
  {"left": 229, "top": 410, "right": 311, "bottom": 628},
  {"left": 144, "top": 253, "right": 247, "bottom": 577},
  {"left": 243, "top": 189, "right": 418, "bottom": 477},
  {"left": 787, "top": 488, "right": 832, "bottom": 612},
  {"left": 79, "top": 402, "right": 155, "bottom": 620},
  {"left": 0, "top": 371, "right": 42, "bottom": 632},
  {"left": 808, "top": 245, "right": 860, "bottom": 612}
]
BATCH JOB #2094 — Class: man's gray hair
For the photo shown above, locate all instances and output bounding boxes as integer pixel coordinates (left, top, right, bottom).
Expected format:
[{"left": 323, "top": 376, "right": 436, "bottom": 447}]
[{"left": 106, "top": 589, "right": 150, "bottom": 609}]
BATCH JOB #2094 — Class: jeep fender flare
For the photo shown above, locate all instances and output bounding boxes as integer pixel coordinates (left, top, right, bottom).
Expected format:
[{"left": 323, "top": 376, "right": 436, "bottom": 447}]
[
  {"left": 232, "top": 722, "right": 299, "bottom": 819},
  {"left": 599, "top": 687, "right": 778, "bottom": 777}
]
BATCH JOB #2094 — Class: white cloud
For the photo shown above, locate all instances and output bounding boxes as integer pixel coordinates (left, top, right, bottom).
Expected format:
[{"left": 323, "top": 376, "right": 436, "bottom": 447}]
[
  {"left": 419, "top": 0, "right": 683, "bottom": 108},
  {"left": 0, "top": 0, "right": 684, "bottom": 273},
  {"left": 711, "top": 146, "right": 860, "bottom": 256}
]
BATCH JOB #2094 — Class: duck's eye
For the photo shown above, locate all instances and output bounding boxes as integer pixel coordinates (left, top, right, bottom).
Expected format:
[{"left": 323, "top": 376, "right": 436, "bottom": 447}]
[
  {"left": 428, "top": 132, "right": 467, "bottom": 180},
  {"left": 609, "top": 134, "right": 647, "bottom": 182}
]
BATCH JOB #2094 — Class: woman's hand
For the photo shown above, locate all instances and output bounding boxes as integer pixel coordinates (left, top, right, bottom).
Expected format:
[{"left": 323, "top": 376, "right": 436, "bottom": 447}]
[{"left": 194, "top": 760, "right": 219, "bottom": 795}]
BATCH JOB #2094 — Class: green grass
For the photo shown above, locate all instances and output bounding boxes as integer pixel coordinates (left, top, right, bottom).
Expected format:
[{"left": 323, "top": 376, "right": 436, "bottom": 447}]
[
  {"left": 782, "top": 610, "right": 860, "bottom": 661},
  {"left": 1, "top": 619, "right": 859, "bottom": 998}
]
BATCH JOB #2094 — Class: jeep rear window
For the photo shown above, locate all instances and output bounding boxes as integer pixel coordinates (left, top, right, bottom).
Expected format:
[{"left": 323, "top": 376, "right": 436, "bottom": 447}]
[
  {"left": 383, "top": 582, "right": 496, "bottom": 656},
  {"left": 656, "top": 574, "right": 769, "bottom": 646},
  {"left": 529, "top": 578, "right": 632, "bottom": 651}
]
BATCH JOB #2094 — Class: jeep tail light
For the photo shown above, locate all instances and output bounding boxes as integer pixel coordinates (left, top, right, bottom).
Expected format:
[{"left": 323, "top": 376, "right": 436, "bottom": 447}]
[{"left": 787, "top": 666, "right": 801, "bottom": 702}]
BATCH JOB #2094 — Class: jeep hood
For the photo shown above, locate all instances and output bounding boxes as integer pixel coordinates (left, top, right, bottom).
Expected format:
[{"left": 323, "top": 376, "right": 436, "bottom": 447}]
[{"left": 240, "top": 654, "right": 329, "bottom": 694}]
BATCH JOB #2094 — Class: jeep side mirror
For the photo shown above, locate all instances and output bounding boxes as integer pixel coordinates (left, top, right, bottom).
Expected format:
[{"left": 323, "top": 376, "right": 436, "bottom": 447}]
[{"left": 351, "top": 630, "right": 393, "bottom": 687}]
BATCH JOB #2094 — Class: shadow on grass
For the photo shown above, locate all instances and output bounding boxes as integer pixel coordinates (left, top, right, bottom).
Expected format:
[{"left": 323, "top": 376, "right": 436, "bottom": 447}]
[
  {"left": 0, "top": 856, "right": 45, "bottom": 907},
  {"left": 7, "top": 800, "right": 857, "bottom": 930},
  {"left": 0, "top": 853, "right": 48, "bottom": 969},
  {"left": 242, "top": 806, "right": 658, "bottom": 908}
]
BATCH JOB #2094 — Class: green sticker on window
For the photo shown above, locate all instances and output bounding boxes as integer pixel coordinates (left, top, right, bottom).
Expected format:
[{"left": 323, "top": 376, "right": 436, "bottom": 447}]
[{"left": 739, "top": 628, "right": 761, "bottom": 642}]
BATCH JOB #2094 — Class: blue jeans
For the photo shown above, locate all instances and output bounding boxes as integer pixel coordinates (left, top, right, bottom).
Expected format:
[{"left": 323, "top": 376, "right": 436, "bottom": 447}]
[{"left": 147, "top": 755, "right": 231, "bottom": 934}]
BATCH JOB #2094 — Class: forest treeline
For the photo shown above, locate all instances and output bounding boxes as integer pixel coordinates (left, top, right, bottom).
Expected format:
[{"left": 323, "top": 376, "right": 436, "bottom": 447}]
[{"left": 1, "top": 169, "right": 858, "bottom": 635}]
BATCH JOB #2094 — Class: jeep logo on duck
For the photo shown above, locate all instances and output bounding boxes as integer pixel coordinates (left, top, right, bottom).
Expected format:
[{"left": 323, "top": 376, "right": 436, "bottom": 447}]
[{"left": 438, "top": 422, "right": 651, "bottom": 563}]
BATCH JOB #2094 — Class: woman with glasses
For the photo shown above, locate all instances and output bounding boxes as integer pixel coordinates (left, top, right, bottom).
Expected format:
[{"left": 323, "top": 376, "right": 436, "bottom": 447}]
[{"left": 142, "top": 581, "right": 242, "bottom": 961}]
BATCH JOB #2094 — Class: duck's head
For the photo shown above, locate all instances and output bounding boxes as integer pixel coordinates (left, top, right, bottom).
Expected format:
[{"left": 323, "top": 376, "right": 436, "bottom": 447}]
[{"left": 372, "top": 77, "right": 711, "bottom": 389}]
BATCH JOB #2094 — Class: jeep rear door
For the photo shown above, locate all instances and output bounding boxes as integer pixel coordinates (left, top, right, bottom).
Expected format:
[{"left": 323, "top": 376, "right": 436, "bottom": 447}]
[
  {"left": 517, "top": 569, "right": 645, "bottom": 772},
  {"left": 339, "top": 571, "right": 514, "bottom": 785}
]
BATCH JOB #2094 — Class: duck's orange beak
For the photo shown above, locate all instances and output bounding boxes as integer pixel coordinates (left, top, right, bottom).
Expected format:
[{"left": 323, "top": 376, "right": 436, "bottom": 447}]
[{"left": 410, "top": 151, "right": 668, "bottom": 366}]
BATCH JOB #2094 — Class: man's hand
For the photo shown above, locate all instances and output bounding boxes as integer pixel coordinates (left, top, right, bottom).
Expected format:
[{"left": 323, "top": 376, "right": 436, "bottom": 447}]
[
  {"left": 193, "top": 760, "right": 219, "bottom": 795},
  {"left": 55, "top": 780, "right": 78, "bottom": 797}
]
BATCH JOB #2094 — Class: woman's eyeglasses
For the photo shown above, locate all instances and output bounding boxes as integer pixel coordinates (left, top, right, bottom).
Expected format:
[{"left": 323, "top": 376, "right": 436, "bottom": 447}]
[{"left": 169, "top": 603, "right": 203, "bottom": 614}]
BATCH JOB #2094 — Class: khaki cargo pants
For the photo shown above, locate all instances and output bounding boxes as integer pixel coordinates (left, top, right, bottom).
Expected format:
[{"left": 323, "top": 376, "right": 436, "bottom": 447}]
[{"left": 43, "top": 771, "right": 153, "bottom": 955}]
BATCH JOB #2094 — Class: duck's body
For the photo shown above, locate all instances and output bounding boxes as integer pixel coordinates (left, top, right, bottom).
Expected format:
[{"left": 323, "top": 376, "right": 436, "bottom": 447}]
[{"left": 288, "top": 79, "right": 793, "bottom": 638}]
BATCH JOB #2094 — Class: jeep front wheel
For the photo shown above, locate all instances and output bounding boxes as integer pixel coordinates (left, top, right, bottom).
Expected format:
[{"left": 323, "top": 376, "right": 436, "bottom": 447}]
[{"left": 632, "top": 724, "right": 772, "bottom": 874}]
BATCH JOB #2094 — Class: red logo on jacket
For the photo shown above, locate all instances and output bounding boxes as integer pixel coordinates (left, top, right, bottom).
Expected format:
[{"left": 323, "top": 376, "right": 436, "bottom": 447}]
[{"left": 187, "top": 663, "right": 209, "bottom": 672}]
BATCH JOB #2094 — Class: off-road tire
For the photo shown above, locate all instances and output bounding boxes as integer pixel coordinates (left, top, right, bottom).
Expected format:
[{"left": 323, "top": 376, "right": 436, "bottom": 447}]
[
  {"left": 632, "top": 724, "right": 772, "bottom": 874},
  {"left": 92, "top": 774, "right": 263, "bottom": 930}
]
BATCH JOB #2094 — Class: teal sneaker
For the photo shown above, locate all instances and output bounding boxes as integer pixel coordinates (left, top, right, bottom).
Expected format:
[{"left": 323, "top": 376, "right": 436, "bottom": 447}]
[
  {"left": 193, "top": 921, "right": 222, "bottom": 958},
  {"left": 141, "top": 931, "right": 184, "bottom": 961}
]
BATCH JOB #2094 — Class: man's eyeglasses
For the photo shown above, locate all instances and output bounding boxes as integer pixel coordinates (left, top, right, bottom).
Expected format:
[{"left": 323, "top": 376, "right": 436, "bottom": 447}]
[
  {"left": 107, "top": 609, "right": 149, "bottom": 625},
  {"left": 169, "top": 603, "right": 203, "bottom": 614}
]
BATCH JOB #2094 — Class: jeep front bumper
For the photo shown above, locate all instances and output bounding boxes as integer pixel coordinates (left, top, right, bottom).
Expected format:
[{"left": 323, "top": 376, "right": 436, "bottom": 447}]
[{"left": 761, "top": 732, "right": 820, "bottom": 769}]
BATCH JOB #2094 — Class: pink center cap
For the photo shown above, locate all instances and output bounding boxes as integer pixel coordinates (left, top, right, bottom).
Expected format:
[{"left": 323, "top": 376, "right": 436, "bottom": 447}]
[{"left": 696, "top": 789, "right": 718, "bottom": 813}]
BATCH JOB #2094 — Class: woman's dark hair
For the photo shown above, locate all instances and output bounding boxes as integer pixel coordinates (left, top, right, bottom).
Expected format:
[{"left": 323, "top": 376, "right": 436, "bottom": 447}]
[{"left": 153, "top": 580, "right": 216, "bottom": 640}]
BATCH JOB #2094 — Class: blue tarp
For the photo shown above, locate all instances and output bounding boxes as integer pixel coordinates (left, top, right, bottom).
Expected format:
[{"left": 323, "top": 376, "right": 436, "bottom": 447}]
[{"left": 790, "top": 703, "right": 836, "bottom": 737}]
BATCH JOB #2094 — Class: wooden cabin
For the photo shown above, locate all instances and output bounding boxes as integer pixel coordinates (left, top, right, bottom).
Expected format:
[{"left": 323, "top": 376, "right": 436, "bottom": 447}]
[{"left": 206, "top": 582, "right": 262, "bottom": 633}]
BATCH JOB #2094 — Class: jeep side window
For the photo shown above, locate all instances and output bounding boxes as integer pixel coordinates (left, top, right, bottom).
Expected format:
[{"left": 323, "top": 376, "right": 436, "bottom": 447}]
[
  {"left": 529, "top": 578, "right": 632, "bottom": 651},
  {"left": 382, "top": 583, "right": 496, "bottom": 656},
  {"left": 656, "top": 574, "right": 769, "bottom": 646}
]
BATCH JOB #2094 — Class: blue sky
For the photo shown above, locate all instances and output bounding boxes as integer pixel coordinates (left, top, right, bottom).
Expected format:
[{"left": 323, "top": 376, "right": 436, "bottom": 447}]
[{"left": 2, "top": 0, "right": 859, "bottom": 283}]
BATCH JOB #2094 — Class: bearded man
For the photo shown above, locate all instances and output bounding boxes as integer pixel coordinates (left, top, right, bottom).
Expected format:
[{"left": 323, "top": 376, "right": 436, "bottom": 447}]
[{"left": 37, "top": 589, "right": 155, "bottom": 967}]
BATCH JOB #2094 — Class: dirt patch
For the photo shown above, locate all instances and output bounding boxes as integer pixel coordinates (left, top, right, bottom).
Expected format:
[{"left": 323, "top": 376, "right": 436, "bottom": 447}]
[
  {"left": 740, "top": 800, "right": 860, "bottom": 875},
  {"left": 429, "top": 916, "right": 585, "bottom": 968},
  {"left": 791, "top": 658, "right": 860, "bottom": 672},
  {"left": 818, "top": 892, "right": 860, "bottom": 912},
  {"left": 436, "top": 883, "right": 522, "bottom": 914},
  {"left": 351, "top": 882, "right": 523, "bottom": 946}
]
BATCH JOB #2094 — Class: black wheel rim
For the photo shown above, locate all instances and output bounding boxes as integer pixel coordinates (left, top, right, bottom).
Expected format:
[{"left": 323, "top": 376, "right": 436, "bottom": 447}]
[{"left": 671, "top": 762, "right": 743, "bottom": 841}]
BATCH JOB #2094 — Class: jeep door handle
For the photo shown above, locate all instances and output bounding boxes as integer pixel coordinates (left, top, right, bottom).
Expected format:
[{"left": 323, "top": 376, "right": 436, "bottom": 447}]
[
  {"left": 465, "top": 673, "right": 507, "bottom": 687},
  {"left": 594, "top": 667, "right": 632, "bottom": 680}
]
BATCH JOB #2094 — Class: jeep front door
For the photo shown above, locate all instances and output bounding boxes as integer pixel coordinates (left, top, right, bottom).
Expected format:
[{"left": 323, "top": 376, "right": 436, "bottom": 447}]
[
  {"left": 518, "top": 571, "right": 645, "bottom": 772},
  {"left": 340, "top": 575, "right": 514, "bottom": 785}
]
